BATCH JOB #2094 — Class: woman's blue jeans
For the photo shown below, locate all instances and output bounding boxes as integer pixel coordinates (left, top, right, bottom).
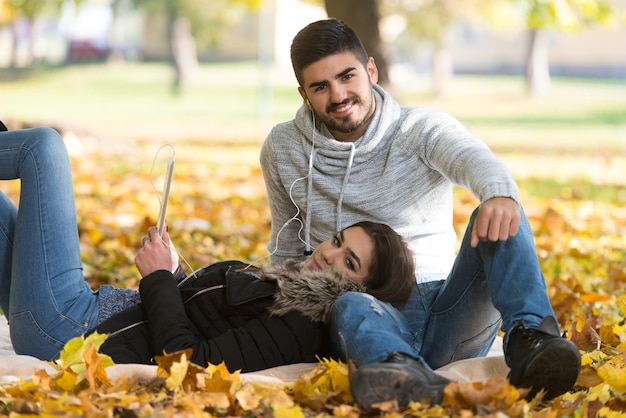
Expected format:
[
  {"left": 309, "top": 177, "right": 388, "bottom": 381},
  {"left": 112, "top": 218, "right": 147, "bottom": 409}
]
[
  {"left": 329, "top": 207, "right": 556, "bottom": 369},
  {"left": 0, "top": 127, "right": 138, "bottom": 360}
]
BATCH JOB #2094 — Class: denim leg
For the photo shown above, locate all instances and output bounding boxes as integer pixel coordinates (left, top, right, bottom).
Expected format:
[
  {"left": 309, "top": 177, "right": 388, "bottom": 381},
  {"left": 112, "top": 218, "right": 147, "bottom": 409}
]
[
  {"left": 0, "top": 127, "right": 99, "bottom": 359},
  {"left": 419, "top": 207, "right": 556, "bottom": 369},
  {"left": 0, "top": 192, "right": 17, "bottom": 314},
  {"left": 328, "top": 292, "right": 418, "bottom": 365}
]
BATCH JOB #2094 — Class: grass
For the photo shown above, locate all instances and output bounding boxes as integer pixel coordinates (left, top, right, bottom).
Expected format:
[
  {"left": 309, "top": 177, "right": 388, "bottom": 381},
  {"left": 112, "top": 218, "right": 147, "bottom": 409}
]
[{"left": 1, "top": 61, "right": 625, "bottom": 192}]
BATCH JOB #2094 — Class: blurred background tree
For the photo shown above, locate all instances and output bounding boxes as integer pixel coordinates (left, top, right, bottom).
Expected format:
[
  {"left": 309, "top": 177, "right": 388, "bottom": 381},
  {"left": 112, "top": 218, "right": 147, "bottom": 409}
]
[
  {"left": 323, "top": 0, "right": 391, "bottom": 87},
  {"left": 311, "top": 0, "right": 622, "bottom": 96},
  {"left": 0, "top": 0, "right": 623, "bottom": 96},
  {"left": 381, "top": 0, "right": 481, "bottom": 96},
  {"left": 0, "top": 0, "right": 79, "bottom": 68},
  {"left": 116, "top": 0, "right": 261, "bottom": 94},
  {"left": 521, "top": 0, "right": 616, "bottom": 95},
  {"left": 379, "top": 0, "right": 620, "bottom": 96}
]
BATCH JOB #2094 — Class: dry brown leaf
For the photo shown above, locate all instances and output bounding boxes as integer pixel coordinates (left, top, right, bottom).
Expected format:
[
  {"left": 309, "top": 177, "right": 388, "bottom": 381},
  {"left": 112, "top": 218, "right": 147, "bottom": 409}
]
[{"left": 570, "top": 318, "right": 602, "bottom": 351}]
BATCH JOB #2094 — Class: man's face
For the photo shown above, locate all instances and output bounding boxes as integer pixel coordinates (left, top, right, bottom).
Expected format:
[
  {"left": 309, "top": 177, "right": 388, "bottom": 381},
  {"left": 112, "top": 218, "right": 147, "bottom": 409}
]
[{"left": 298, "top": 52, "right": 378, "bottom": 142}]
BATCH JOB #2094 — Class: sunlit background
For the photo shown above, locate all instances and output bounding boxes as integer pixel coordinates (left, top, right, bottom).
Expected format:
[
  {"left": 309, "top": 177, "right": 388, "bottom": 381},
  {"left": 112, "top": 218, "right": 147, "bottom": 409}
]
[{"left": 0, "top": 0, "right": 624, "bottom": 277}]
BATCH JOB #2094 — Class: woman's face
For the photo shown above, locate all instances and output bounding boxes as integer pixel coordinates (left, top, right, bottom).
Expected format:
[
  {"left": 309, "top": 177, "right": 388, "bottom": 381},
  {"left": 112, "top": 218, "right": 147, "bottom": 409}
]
[{"left": 303, "top": 226, "right": 374, "bottom": 284}]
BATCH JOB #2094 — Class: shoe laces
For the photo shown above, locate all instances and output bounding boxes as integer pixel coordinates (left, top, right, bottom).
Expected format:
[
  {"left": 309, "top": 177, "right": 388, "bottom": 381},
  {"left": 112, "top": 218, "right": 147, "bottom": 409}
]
[{"left": 518, "top": 327, "right": 547, "bottom": 349}]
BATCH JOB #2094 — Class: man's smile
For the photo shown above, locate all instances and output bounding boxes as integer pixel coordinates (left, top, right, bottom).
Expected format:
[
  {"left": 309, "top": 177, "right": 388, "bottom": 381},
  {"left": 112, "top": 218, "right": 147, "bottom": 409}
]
[{"left": 328, "top": 99, "right": 356, "bottom": 116}]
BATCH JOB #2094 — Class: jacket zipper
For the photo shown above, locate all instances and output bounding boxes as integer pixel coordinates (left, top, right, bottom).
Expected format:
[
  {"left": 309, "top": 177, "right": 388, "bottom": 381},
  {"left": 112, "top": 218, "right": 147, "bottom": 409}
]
[
  {"left": 107, "top": 320, "right": 149, "bottom": 338},
  {"left": 108, "top": 285, "right": 225, "bottom": 338},
  {"left": 182, "top": 285, "right": 225, "bottom": 304}
]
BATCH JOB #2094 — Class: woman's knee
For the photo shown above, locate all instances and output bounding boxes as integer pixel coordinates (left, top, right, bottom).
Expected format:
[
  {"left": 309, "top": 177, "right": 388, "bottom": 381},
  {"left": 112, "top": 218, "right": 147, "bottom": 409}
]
[
  {"left": 9, "top": 311, "right": 66, "bottom": 360},
  {"left": 26, "top": 127, "right": 65, "bottom": 154},
  {"left": 16, "top": 127, "right": 70, "bottom": 174}
]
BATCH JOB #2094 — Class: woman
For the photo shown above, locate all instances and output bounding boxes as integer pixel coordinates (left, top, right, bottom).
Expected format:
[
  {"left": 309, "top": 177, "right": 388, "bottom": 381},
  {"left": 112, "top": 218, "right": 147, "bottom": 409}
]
[{"left": 0, "top": 126, "right": 415, "bottom": 372}]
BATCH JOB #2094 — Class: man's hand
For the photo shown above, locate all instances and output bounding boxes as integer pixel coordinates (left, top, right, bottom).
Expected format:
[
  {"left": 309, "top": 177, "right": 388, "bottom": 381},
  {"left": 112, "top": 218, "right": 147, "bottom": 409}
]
[
  {"left": 135, "top": 226, "right": 178, "bottom": 277},
  {"left": 471, "top": 197, "right": 521, "bottom": 248}
]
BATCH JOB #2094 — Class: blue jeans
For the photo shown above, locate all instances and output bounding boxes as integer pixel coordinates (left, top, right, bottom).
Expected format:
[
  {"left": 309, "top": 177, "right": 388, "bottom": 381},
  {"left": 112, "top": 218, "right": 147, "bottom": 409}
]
[
  {"left": 0, "top": 127, "right": 139, "bottom": 360},
  {"left": 328, "top": 207, "right": 556, "bottom": 369}
]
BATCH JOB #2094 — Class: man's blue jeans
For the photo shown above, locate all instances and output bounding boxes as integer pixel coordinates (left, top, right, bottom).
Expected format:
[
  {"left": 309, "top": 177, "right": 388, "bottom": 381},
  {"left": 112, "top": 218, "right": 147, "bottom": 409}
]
[
  {"left": 0, "top": 127, "right": 138, "bottom": 360},
  {"left": 328, "top": 207, "right": 556, "bottom": 369}
]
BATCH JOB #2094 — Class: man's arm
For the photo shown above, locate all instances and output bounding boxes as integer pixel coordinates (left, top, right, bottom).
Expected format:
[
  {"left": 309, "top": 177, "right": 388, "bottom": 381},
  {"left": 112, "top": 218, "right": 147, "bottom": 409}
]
[{"left": 416, "top": 110, "right": 521, "bottom": 244}]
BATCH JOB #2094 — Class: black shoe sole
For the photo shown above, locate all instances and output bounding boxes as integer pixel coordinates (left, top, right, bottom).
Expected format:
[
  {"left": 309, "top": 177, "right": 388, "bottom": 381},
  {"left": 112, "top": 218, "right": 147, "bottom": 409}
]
[
  {"left": 509, "top": 338, "right": 581, "bottom": 400},
  {"left": 350, "top": 363, "right": 448, "bottom": 410}
]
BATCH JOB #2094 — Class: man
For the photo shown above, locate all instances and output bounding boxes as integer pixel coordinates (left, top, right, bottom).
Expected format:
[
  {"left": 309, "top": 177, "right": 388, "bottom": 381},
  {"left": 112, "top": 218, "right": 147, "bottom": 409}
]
[{"left": 260, "top": 18, "right": 580, "bottom": 409}]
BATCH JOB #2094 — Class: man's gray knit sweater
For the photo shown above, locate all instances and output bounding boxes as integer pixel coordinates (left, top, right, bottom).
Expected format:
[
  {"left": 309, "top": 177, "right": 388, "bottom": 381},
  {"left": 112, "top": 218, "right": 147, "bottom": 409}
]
[{"left": 260, "top": 85, "right": 519, "bottom": 278}]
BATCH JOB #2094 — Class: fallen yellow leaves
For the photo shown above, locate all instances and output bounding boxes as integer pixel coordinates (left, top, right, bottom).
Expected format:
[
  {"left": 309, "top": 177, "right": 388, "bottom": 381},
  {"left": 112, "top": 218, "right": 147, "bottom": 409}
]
[
  {"left": 0, "top": 133, "right": 625, "bottom": 416},
  {"left": 0, "top": 328, "right": 624, "bottom": 417},
  {"left": 0, "top": 335, "right": 363, "bottom": 416}
]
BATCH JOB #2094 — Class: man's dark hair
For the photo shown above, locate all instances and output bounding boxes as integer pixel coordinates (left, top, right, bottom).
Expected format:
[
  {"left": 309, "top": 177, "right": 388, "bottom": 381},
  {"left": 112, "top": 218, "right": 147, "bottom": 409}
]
[{"left": 290, "top": 18, "right": 369, "bottom": 87}]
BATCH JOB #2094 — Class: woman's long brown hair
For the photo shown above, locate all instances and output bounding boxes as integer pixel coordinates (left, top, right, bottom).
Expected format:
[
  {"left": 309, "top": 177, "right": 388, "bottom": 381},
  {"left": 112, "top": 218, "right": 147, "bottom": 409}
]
[{"left": 345, "top": 221, "right": 415, "bottom": 307}]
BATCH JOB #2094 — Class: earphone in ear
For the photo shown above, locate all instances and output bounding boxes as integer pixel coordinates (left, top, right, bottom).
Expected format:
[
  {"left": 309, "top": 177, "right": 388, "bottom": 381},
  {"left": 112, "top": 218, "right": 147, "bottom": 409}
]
[{"left": 305, "top": 98, "right": 311, "bottom": 107}]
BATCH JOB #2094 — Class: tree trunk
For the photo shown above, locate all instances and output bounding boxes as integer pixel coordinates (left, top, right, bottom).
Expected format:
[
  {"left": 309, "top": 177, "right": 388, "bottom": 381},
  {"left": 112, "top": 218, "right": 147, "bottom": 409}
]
[
  {"left": 323, "top": 0, "right": 390, "bottom": 87},
  {"left": 10, "top": 22, "right": 19, "bottom": 69},
  {"left": 525, "top": 29, "right": 551, "bottom": 96},
  {"left": 166, "top": 5, "right": 197, "bottom": 95},
  {"left": 432, "top": 29, "right": 452, "bottom": 96}
]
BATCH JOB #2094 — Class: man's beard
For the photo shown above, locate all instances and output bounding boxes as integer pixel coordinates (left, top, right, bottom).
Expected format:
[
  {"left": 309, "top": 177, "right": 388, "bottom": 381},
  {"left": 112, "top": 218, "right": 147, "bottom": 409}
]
[{"left": 319, "top": 95, "right": 374, "bottom": 134}]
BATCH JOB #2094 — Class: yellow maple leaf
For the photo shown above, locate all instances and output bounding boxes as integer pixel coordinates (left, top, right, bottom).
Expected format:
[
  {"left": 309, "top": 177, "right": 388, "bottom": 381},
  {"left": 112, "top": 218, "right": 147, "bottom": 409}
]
[
  {"left": 613, "top": 324, "right": 626, "bottom": 345},
  {"left": 203, "top": 362, "right": 239, "bottom": 394},
  {"left": 322, "top": 358, "right": 352, "bottom": 398},
  {"left": 166, "top": 355, "right": 189, "bottom": 391},
  {"left": 206, "top": 361, "right": 241, "bottom": 382},
  {"left": 83, "top": 341, "right": 111, "bottom": 390},
  {"left": 597, "top": 361, "right": 626, "bottom": 393},
  {"left": 586, "top": 383, "right": 613, "bottom": 404},
  {"left": 258, "top": 383, "right": 294, "bottom": 409},
  {"left": 190, "top": 391, "right": 231, "bottom": 410},
  {"left": 54, "top": 369, "right": 79, "bottom": 393},
  {"left": 332, "top": 403, "right": 361, "bottom": 417},
  {"left": 234, "top": 381, "right": 295, "bottom": 411},
  {"left": 582, "top": 350, "right": 609, "bottom": 366},
  {"left": 273, "top": 404, "right": 305, "bottom": 418},
  {"left": 164, "top": 351, "right": 204, "bottom": 392},
  {"left": 53, "top": 332, "right": 113, "bottom": 375},
  {"left": 444, "top": 376, "right": 522, "bottom": 410},
  {"left": 44, "top": 332, "right": 114, "bottom": 394},
  {"left": 597, "top": 406, "right": 626, "bottom": 418},
  {"left": 32, "top": 368, "right": 53, "bottom": 390},
  {"left": 293, "top": 357, "right": 353, "bottom": 403},
  {"left": 155, "top": 348, "right": 193, "bottom": 378},
  {"left": 235, "top": 382, "right": 262, "bottom": 410}
]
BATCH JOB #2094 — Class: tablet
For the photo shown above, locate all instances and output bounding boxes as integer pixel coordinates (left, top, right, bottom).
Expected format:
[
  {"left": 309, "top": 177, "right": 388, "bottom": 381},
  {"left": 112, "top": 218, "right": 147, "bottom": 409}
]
[{"left": 157, "top": 155, "right": 175, "bottom": 236}]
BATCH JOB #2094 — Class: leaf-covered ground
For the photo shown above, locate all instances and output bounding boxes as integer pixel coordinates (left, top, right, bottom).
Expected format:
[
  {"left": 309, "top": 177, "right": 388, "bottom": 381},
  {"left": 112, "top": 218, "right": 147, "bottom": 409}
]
[{"left": 0, "top": 123, "right": 625, "bottom": 417}]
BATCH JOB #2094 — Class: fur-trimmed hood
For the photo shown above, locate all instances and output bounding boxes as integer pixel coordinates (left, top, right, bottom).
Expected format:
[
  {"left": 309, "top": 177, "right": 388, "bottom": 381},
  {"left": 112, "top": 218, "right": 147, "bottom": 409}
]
[{"left": 259, "top": 259, "right": 365, "bottom": 323}]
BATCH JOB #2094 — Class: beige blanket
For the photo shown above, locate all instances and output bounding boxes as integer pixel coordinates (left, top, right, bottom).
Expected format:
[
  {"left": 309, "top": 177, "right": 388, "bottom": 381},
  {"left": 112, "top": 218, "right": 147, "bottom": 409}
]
[{"left": 0, "top": 315, "right": 508, "bottom": 385}]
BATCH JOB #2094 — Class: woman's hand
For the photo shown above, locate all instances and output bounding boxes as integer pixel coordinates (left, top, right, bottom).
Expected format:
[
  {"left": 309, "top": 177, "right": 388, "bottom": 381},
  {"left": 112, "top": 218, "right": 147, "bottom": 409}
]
[{"left": 135, "top": 226, "right": 179, "bottom": 277}]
